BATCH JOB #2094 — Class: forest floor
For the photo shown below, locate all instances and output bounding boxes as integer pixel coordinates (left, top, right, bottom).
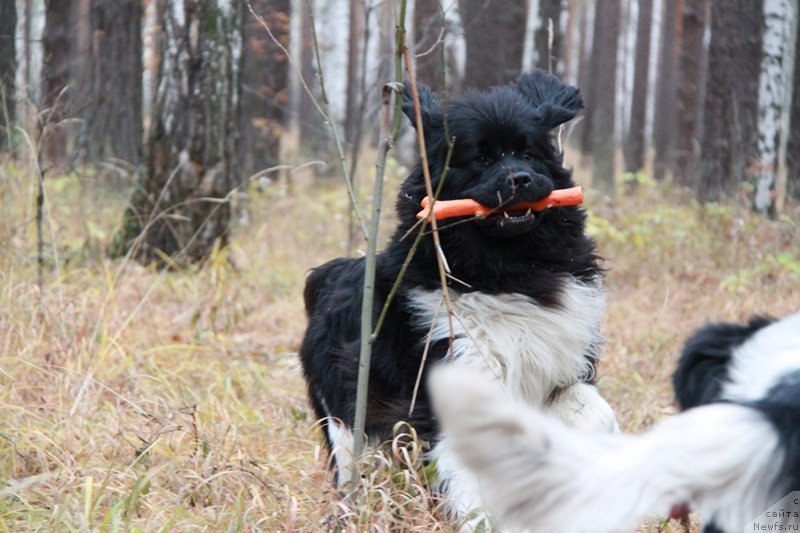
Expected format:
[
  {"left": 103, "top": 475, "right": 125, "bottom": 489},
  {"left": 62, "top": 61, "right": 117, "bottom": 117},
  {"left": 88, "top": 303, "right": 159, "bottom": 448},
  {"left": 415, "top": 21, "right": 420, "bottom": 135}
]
[{"left": 1, "top": 155, "right": 800, "bottom": 532}]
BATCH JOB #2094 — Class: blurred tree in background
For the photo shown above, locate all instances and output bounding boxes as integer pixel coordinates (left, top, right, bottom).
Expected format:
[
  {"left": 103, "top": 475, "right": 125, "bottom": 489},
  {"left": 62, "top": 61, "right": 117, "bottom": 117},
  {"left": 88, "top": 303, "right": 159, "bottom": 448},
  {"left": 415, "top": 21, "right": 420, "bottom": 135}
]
[
  {"left": 110, "top": 0, "right": 243, "bottom": 265},
  {"left": 0, "top": 0, "right": 15, "bottom": 153}
]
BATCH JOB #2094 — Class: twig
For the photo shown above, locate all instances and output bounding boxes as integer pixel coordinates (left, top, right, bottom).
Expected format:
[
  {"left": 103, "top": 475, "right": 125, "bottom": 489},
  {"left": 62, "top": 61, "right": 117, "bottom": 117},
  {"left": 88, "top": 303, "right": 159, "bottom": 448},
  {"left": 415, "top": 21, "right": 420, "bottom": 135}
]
[
  {"left": 403, "top": 47, "right": 456, "bottom": 351},
  {"left": 303, "top": 0, "right": 368, "bottom": 239},
  {"left": 351, "top": 0, "right": 409, "bottom": 489}
]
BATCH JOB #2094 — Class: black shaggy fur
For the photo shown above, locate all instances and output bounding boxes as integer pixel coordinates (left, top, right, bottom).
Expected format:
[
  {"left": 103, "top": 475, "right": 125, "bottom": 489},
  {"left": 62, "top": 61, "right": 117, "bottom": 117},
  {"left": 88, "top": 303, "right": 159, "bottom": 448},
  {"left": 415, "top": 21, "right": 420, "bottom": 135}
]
[
  {"left": 673, "top": 315, "right": 774, "bottom": 410},
  {"left": 298, "top": 71, "right": 600, "bottom": 471}
]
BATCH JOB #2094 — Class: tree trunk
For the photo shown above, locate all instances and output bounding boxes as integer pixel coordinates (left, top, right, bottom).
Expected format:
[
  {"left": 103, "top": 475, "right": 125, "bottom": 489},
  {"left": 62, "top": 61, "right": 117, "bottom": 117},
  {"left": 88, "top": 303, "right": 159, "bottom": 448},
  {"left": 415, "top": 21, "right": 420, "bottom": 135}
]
[
  {"left": 458, "top": 0, "right": 527, "bottom": 89},
  {"left": 576, "top": 1, "right": 595, "bottom": 153},
  {"left": 413, "top": 0, "right": 444, "bottom": 90},
  {"left": 0, "top": 0, "right": 16, "bottom": 153},
  {"left": 590, "top": 0, "right": 621, "bottom": 194},
  {"left": 652, "top": 0, "right": 682, "bottom": 180},
  {"left": 562, "top": 0, "right": 581, "bottom": 84},
  {"left": 78, "top": 0, "right": 143, "bottom": 165},
  {"left": 344, "top": 0, "right": 364, "bottom": 143},
  {"left": 534, "top": 0, "right": 564, "bottom": 74},
  {"left": 241, "top": 0, "right": 290, "bottom": 176},
  {"left": 42, "top": 0, "right": 76, "bottom": 170},
  {"left": 672, "top": 0, "right": 707, "bottom": 186},
  {"left": 787, "top": 15, "right": 800, "bottom": 202},
  {"left": 110, "top": 0, "right": 244, "bottom": 265},
  {"left": 624, "top": 0, "right": 653, "bottom": 175},
  {"left": 696, "top": 1, "right": 763, "bottom": 202},
  {"left": 754, "top": 0, "right": 798, "bottom": 215}
]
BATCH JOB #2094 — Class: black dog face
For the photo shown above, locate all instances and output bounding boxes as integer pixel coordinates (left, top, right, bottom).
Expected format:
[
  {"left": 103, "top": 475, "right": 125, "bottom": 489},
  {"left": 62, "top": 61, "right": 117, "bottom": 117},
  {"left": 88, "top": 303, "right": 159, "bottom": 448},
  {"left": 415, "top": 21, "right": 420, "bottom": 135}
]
[{"left": 399, "top": 70, "right": 583, "bottom": 239}]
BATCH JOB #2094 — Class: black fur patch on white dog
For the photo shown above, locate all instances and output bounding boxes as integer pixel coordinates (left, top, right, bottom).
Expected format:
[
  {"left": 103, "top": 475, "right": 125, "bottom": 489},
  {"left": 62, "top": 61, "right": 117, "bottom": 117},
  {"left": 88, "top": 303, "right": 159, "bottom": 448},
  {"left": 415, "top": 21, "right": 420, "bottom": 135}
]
[
  {"left": 298, "top": 71, "right": 617, "bottom": 516},
  {"left": 430, "top": 313, "right": 800, "bottom": 532}
]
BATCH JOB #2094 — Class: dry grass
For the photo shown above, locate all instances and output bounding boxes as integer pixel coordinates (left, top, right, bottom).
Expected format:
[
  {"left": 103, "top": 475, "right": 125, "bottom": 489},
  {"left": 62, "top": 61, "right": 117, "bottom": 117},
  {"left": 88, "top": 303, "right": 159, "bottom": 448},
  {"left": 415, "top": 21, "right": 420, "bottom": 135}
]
[{"left": 1, "top": 155, "right": 799, "bottom": 532}]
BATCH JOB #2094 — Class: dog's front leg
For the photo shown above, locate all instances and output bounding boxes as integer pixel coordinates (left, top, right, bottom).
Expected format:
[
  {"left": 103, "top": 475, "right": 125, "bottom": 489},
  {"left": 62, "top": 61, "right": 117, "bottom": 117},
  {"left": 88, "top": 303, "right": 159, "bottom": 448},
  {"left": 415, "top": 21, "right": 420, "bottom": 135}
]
[{"left": 546, "top": 381, "right": 619, "bottom": 432}]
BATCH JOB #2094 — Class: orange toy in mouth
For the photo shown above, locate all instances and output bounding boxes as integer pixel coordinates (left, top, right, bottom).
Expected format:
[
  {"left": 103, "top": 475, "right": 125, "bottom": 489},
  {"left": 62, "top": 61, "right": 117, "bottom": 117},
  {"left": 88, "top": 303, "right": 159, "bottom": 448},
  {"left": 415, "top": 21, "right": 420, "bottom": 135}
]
[{"left": 416, "top": 186, "right": 583, "bottom": 221}]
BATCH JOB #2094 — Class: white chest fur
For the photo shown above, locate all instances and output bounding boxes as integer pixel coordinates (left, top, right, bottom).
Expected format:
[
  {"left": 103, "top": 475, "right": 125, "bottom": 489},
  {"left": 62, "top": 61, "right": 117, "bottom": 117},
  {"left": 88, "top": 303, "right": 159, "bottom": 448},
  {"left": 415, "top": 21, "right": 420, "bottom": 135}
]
[{"left": 407, "top": 276, "right": 606, "bottom": 406}]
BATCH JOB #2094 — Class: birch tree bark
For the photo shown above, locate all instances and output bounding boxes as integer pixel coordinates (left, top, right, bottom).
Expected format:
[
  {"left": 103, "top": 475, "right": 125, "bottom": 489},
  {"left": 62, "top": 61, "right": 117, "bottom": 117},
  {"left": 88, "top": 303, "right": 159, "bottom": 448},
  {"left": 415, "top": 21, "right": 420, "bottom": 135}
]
[
  {"left": 754, "top": 0, "right": 798, "bottom": 215},
  {"left": 787, "top": 17, "right": 800, "bottom": 201},
  {"left": 110, "top": 0, "right": 243, "bottom": 265}
]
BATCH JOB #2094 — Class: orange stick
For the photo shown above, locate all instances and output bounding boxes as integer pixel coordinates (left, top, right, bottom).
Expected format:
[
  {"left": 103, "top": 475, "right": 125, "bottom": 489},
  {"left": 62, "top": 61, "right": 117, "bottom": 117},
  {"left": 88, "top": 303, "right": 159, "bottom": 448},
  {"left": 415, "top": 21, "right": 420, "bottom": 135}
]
[{"left": 416, "top": 186, "right": 583, "bottom": 220}]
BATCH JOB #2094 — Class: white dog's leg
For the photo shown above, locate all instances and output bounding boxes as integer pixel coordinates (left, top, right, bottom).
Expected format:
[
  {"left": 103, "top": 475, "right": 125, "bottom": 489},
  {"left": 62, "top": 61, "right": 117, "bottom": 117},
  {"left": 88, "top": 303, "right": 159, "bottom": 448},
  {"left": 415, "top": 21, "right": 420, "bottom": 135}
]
[
  {"left": 429, "top": 366, "right": 781, "bottom": 533},
  {"left": 545, "top": 381, "right": 619, "bottom": 432}
]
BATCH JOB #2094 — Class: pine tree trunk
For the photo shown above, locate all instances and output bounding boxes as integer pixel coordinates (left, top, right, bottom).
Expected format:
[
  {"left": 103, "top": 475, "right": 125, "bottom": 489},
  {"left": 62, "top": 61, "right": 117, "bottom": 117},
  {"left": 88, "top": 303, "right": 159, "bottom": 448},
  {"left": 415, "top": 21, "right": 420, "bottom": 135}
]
[
  {"left": 754, "top": 0, "right": 798, "bottom": 215},
  {"left": 624, "top": 0, "right": 653, "bottom": 175},
  {"left": 241, "top": 0, "right": 290, "bottom": 176},
  {"left": 590, "top": 0, "right": 621, "bottom": 194},
  {"left": 42, "top": 0, "right": 76, "bottom": 170},
  {"left": 344, "top": 0, "right": 364, "bottom": 143},
  {"left": 576, "top": 1, "right": 595, "bottom": 153},
  {"left": 110, "top": 0, "right": 243, "bottom": 265},
  {"left": 413, "top": 0, "right": 444, "bottom": 89},
  {"left": 81, "top": 0, "right": 143, "bottom": 164},
  {"left": 534, "top": 0, "right": 564, "bottom": 74},
  {"left": 652, "top": 0, "right": 682, "bottom": 181},
  {"left": 458, "top": 0, "right": 527, "bottom": 89},
  {"left": 697, "top": 1, "right": 763, "bottom": 202},
  {"left": 672, "top": 0, "right": 707, "bottom": 186},
  {"left": 0, "top": 0, "right": 16, "bottom": 153}
]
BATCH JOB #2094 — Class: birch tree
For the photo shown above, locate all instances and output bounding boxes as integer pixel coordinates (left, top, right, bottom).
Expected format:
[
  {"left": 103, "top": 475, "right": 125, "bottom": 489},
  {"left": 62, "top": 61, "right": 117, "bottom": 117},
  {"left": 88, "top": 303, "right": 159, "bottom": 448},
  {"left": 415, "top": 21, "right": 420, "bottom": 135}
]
[
  {"left": 110, "top": 0, "right": 243, "bottom": 265},
  {"left": 754, "top": 0, "right": 798, "bottom": 215},
  {"left": 787, "top": 19, "right": 800, "bottom": 201}
]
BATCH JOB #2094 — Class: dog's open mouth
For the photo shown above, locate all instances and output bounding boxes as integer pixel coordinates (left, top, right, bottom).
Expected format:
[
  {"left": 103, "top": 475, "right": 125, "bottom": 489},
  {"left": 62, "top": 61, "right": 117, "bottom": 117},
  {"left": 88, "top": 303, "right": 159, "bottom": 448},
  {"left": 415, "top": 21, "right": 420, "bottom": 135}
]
[{"left": 474, "top": 206, "right": 541, "bottom": 236}]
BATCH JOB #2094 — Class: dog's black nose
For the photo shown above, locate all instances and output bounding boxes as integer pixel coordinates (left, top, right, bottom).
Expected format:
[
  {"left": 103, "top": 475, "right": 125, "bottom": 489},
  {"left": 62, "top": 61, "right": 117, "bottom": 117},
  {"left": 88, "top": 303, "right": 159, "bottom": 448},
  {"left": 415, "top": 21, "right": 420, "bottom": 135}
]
[{"left": 509, "top": 171, "right": 533, "bottom": 188}]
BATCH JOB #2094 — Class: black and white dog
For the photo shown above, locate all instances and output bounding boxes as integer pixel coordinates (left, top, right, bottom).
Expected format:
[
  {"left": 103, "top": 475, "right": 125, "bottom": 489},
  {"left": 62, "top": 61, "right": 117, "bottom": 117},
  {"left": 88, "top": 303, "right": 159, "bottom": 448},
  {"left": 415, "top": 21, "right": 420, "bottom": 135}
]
[
  {"left": 430, "top": 313, "right": 800, "bottom": 532},
  {"left": 298, "top": 71, "right": 617, "bottom": 516}
]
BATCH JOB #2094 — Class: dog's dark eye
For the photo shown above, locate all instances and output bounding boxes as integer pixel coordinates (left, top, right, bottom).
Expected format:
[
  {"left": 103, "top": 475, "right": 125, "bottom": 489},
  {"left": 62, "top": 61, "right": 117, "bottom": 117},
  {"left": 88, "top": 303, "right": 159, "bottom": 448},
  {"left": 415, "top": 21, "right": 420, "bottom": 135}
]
[
  {"left": 522, "top": 152, "right": 535, "bottom": 161},
  {"left": 476, "top": 155, "right": 490, "bottom": 166}
]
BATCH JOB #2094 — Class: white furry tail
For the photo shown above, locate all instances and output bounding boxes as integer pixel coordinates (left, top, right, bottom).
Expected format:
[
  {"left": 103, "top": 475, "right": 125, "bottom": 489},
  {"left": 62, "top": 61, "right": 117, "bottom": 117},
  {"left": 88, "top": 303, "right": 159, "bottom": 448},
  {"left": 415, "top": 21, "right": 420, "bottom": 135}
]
[{"left": 429, "top": 366, "right": 782, "bottom": 533}]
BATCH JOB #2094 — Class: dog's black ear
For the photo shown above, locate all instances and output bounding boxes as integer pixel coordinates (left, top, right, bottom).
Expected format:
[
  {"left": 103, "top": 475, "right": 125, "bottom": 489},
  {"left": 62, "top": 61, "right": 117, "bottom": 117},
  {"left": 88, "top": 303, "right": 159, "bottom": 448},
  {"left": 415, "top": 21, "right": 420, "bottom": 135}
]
[
  {"left": 515, "top": 70, "right": 583, "bottom": 130},
  {"left": 402, "top": 81, "right": 442, "bottom": 131}
]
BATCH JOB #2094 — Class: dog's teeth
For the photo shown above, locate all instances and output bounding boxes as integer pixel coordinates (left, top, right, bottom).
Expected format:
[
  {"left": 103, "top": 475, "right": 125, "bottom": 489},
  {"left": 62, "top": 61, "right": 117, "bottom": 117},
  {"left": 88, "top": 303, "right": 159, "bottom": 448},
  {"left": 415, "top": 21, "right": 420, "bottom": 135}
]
[
  {"left": 525, "top": 209, "right": 532, "bottom": 216},
  {"left": 504, "top": 212, "right": 510, "bottom": 219}
]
